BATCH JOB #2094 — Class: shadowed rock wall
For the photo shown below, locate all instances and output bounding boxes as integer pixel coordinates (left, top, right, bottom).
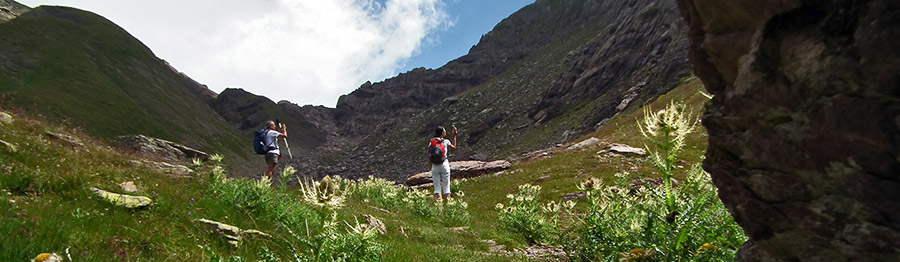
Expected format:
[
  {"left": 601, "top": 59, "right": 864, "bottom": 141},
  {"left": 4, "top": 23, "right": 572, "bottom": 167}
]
[{"left": 675, "top": 0, "right": 900, "bottom": 260}]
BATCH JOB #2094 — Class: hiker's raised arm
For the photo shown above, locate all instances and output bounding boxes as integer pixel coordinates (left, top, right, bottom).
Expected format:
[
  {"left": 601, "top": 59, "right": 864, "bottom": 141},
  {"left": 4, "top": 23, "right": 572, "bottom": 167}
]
[
  {"left": 279, "top": 124, "right": 288, "bottom": 138},
  {"left": 448, "top": 126, "right": 457, "bottom": 150}
]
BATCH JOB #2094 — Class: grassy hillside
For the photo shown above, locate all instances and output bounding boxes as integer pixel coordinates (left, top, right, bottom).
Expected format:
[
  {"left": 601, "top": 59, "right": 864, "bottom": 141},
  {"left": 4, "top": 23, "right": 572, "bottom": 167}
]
[
  {"left": 1, "top": 79, "right": 745, "bottom": 261},
  {"left": 0, "top": 6, "right": 252, "bottom": 170}
]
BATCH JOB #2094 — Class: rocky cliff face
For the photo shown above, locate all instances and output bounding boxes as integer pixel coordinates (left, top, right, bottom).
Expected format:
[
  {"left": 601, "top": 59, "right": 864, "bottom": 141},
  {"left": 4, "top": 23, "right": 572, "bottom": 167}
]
[
  {"left": 330, "top": 0, "right": 615, "bottom": 137},
  {"left": 676, "top": 0, "right": 900, "bottom": 260}
]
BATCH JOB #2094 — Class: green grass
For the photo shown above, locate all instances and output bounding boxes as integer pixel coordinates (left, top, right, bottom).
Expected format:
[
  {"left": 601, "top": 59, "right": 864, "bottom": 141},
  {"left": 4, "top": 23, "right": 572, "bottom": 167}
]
[{"left": 0, "top": 79, "right": 741, "bottom": 261}]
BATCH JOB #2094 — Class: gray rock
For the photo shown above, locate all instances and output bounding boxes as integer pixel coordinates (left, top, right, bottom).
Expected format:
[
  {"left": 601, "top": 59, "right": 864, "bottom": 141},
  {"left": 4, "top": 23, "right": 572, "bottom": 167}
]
[
  {"left": 90, "top": 187, "right": 152, "bottom": 209},
  {"left": 567, "top": 137, "right": 601, "bottom": 150},
  {"left": 193, "top": 218, "right": 270, "bottom": 248},
  {"left": 598, "top": 143, "right": 646, "bottom": 157},
  {"left": 678, "top": 0, "right": 900, "bottom": 260},
  {"left": 44, "top": 131, "right": 85, "bottom": 148},
  {"left": 0, "top": 111, "right": 13, "bottom": 125},
  {"left": 406, "top": 160, "right": 511, "bottom": 186},
  {"left": 112, "top": 135, "right": 209, "bottom": 165}
]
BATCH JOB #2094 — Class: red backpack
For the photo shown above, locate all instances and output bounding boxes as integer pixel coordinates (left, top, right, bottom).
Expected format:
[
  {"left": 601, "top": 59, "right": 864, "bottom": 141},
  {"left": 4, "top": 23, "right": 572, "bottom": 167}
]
[{"left": 427, "top": 138, "right": 447, "bottom": 164}]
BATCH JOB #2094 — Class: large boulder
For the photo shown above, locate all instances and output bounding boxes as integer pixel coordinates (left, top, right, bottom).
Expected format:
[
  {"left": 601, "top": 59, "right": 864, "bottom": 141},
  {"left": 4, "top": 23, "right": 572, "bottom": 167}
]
[
  {"left": 112, "top": 135, "right": 209, "bottom": 164},
  {"left": 676, "top": 0, "right": 900, "bottom": 260},
  {"left": 406, "top": 160, "right": 511, "bottom": 186}
]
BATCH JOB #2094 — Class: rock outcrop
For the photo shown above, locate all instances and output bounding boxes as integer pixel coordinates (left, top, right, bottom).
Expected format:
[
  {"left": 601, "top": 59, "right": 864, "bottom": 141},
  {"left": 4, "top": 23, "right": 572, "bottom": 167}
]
[
  {"left": 0, "top": 0, "right": 29, "bottom": 22},
  {"left": 676, "top": 0, "right": 900, "bottom": 260},
  {"left": 112, "top": 135, "right": 209, "bottom": 164},
  {"left": 406, "top": 160, "right": 511, "bottom": 186}
]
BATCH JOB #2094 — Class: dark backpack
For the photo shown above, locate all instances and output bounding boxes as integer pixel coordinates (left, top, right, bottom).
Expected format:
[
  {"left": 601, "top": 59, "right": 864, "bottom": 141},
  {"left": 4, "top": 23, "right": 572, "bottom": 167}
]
[
  {"left": 253, "top": 129, "right": 271, "bottom": 155},
  {"left": 427, "top": 138, "right": 447, "bottom": 164}
]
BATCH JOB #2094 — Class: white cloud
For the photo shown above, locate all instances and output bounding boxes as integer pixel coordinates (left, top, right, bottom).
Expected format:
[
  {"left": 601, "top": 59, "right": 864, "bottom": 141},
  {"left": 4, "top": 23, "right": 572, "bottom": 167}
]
[
  {"left": 197, "top": 0, "right": 451, "bottom": 107},
  {"left": 17, "top": 0, "right": 451, "bottom": 107}
]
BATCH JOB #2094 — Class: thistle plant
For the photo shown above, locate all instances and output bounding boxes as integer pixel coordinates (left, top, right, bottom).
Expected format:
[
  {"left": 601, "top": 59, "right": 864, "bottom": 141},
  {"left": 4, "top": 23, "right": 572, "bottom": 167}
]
[
  {"left": 639, "top": 102, "right": 695, "bottom": 212},
  {"left": 255, "top": 176, "right": 272, "bottom": 191},
  {"left": 297, "top": 176, "right": 346, "bottom": 208},
  {"left": 209, "top": 154, "right": 224, "bottom": 165},
  {"left": 278, "top": 166, "right": 296, "bottom": 192},
  {"left": 190, "top": 158, "right": 204, "bottom": 170}
]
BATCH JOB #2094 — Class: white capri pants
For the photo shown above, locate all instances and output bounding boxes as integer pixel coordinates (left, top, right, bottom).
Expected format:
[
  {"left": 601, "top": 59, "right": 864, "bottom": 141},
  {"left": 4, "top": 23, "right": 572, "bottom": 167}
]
[{"left": 431, "top": 160, "right": 451, "bottom": 194}]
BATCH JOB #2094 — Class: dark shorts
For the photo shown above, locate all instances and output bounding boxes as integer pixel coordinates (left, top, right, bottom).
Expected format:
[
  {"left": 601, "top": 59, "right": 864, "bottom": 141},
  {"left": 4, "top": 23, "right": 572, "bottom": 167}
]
[{"left": 265, "top": 153, "right": 279, "bottom": 165}]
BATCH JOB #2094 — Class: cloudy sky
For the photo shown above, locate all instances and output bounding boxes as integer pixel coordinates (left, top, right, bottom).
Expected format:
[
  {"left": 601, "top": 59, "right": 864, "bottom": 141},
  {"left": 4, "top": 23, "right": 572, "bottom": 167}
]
[{"left": 17, "top": 0, "right": 533, "bottom": 107}]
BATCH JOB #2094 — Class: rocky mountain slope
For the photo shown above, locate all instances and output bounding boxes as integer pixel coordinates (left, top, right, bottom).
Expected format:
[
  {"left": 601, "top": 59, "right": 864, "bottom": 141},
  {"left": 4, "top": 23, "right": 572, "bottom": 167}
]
[
  {"left": 0, "top": 4, "right": 254, "bottom": 172},
  {"left": 289, "top": 0, "right": 692, "bottom": 181}
]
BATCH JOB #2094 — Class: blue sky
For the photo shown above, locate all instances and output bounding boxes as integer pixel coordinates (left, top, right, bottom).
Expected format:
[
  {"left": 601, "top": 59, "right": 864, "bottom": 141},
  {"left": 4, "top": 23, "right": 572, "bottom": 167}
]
[
  {"left": 16, "top": 0, "right": 534, "bottom": 107},
  {"left": 401, "top": 0, "right": 534, "bottom": 71}
]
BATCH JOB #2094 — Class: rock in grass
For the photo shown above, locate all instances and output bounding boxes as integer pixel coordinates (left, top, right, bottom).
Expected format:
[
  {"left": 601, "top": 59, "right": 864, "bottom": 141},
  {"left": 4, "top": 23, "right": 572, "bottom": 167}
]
[
  {"left": 567, "top": 137, "right": 601, "bottom": 150},
  {"left": 0, "top": 139, "right": 16, "bottom": 153},
  {"left": 90, "top": 187, "right": 152, "bottom": 209},
  {"left": 597, "top": 143, "right": 646, "bottom": 158},
  {"left": 193, "top": 218, "right": 271, "bottom": 248},
  {"left": 0, "top": 111, "right": 13, "bottom": 125},
  {"left": 44, "top": 131, "right": 85, "bottom": 148}
]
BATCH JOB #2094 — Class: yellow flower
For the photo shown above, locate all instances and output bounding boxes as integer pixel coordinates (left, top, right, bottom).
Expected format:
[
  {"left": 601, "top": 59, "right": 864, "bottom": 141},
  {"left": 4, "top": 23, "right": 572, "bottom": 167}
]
[{"left": 698, "top": 243, "right": 717, "bottom": 252}]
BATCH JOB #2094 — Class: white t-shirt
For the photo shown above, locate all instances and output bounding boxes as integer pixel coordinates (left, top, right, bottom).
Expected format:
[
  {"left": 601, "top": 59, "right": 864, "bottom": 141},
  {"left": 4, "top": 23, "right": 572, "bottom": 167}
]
[{"left": 264, "top": 130, "right": 281, "bottom": 155}]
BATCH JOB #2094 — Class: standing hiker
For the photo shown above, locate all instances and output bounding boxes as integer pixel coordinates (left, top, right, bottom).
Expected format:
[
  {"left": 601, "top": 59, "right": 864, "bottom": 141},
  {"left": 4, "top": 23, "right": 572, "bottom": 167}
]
[
  {"left": 426, "top": 126, "right": 457, "bottom": 201},
  {"left": 262, "top": 120, "right": 287, "bottom": 178}
]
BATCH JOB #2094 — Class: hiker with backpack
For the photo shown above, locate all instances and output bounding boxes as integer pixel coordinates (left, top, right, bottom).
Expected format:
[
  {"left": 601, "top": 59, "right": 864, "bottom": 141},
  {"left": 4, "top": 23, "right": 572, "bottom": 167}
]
[
  {"left": 427, "top": 126, "right": 457, "bottom": 201},
  {"left": 255, "top": 120, "right": 287, "bottom": 178}
]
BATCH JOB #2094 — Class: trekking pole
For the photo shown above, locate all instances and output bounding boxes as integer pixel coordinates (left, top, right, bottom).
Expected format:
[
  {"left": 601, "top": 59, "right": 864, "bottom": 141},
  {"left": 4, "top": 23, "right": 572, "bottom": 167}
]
[{"left": 276, "top": 118, "right": 293, "bottom": 159}]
